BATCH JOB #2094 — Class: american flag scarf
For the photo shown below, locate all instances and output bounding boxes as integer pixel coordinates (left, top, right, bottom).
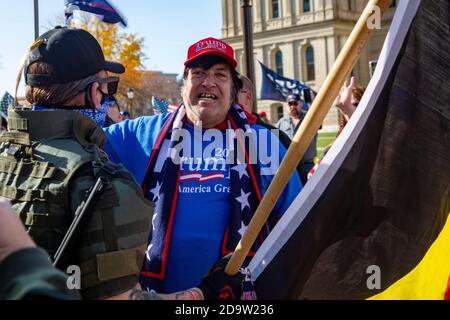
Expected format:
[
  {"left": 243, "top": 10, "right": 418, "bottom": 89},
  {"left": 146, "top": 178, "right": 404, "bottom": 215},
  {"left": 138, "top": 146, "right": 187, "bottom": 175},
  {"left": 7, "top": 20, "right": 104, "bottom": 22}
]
[{"left": 139, "top": 104, "right": 275, "bottom": 293}]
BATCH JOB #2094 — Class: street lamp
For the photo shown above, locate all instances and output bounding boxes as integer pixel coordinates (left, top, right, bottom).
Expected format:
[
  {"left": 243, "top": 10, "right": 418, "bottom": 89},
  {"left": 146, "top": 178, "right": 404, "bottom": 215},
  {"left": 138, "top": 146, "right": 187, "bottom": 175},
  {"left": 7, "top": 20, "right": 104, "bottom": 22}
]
[{"left": 127, "top": 87, "right": 134, "bottom": 117}]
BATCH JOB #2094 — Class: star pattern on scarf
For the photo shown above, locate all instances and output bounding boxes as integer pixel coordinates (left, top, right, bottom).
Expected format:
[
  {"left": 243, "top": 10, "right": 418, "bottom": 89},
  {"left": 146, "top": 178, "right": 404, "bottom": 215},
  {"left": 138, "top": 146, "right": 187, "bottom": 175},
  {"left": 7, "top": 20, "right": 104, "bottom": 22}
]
[
  {"left": 150, "top": 181, "right": 162, "bottom": 201},
  {"left": 231, "top": 163, "right": 249, "bottom": 179},
  {"left": 146, "top": 244, "right": 153, "bottom": 261},
  {"left": 238, "top": 220, "right": 248, "bottom": 237},
  {"left": 235, "top": 189, "right": 251, "bottom": 211},
  {"left": 152, "top": 213, "right": 158, "bottom": 231}
]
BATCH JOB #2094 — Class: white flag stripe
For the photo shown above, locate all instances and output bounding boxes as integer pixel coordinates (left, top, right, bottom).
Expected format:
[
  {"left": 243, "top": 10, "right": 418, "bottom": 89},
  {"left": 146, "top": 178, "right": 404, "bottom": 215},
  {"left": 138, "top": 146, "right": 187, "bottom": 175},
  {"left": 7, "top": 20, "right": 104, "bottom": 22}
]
[
  {"left": 199, "top": 173, "right": 225, "bottom": 182},
  {"left": 180, "top": 173, "right": 225, "bottom": 182},
  {"left": 168, "top": 104, "right": 178, "bottom": 113}
]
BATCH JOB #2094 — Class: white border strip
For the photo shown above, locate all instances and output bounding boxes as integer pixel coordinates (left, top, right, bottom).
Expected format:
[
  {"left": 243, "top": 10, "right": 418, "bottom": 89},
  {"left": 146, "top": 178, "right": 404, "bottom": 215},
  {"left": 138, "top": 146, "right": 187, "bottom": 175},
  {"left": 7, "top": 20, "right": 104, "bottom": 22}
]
[{"left": 249, "top": 0, "right": 422, "bottom": 281}]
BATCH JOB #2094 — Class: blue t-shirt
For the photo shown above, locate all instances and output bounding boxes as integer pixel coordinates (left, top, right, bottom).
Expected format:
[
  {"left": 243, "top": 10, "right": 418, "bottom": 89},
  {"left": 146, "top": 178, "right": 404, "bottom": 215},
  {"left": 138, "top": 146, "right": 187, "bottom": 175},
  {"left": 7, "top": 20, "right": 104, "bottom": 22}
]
[{"left": 104, "top": 114, "right": 302, "bottom": 293}]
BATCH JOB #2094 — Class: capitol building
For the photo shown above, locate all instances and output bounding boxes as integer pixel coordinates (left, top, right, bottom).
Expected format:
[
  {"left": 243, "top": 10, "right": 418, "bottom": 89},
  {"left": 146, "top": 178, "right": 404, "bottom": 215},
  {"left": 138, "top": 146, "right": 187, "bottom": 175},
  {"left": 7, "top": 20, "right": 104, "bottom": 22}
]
[{"left": 221, "top": 0, "right": 397, "bottom": 130}]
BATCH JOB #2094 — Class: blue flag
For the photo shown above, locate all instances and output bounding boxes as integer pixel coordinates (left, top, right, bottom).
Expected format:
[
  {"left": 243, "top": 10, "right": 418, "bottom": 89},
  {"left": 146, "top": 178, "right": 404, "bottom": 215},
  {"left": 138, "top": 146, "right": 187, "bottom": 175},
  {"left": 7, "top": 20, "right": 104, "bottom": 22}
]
[
  {"left": 0, "top": 91, "right": 14, "bottom": 119},
  {"left": 151, "top": 96, "right": 178, "bottom": 114},
  {"left": 65, "top": 0, "right": 127, "bottom": 26},
  {"left": 259, "top": 61, "right": 315, "bottom": 104}
]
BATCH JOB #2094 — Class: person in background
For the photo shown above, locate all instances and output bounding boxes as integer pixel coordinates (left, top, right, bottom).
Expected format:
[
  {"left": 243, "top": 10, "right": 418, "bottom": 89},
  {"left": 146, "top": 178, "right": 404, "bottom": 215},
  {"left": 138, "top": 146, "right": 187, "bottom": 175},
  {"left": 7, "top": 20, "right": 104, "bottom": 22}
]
[
  {"left": 0, "top": 112, "right": 7, "bottom": 133},
  {"left": 237, "top": 75, "right": 295, "bottom": 171},
  {"left": 121, "top": 110, "right": 131, "bottom": 120},
  {"left": 276, "top": 94, "right": 318, "bottom": 185},
  {"left": 258, "top": 111, "right": 269, "bottom": 124},
  {"left": 104, "top": 96, "right": 123, "bottom": 127},
  {"left": 309, "top": 77, "right": 365, "bottom": 180},
  {"left": 334, "top": 76, "right": 365, "bottom": 137}
]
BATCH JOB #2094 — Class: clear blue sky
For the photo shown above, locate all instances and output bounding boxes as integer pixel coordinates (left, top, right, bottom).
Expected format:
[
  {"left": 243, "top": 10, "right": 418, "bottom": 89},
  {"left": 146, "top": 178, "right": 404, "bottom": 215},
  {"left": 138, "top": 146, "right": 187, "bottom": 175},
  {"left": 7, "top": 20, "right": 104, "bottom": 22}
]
[{"left": 0, "top": 0, "right": 222, "bottom": 95}]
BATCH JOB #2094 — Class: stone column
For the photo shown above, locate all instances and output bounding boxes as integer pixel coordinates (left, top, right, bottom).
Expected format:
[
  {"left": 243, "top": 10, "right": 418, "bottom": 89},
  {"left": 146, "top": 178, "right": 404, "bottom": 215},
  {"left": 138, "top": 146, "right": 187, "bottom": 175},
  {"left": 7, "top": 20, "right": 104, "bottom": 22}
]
[
  {"left": 254, "top": 0, "right": 263, "bottom": 32},
  {"left": 234, "top": 0, "right": 241, "bottom": 35},
  {"left": 222, "top": 0, "right": 228, "bottom": 38},
  {"left": 263, "top": 0, "right": 270, "bottom": 22},
  {"left": 282, "top": 0, "right": 293, "bottom": 26},
  {"left": 227, "top": 0, "right": 235, "bottom": 36},
  {"left": 279, "top": 42, "right": 295, "bottom": 78},
  {"left": 253, "top": 46, "right": 264, "bottom": 99},
  {"left": 293, "top": 40, "right": 301, "bottom": 80}
]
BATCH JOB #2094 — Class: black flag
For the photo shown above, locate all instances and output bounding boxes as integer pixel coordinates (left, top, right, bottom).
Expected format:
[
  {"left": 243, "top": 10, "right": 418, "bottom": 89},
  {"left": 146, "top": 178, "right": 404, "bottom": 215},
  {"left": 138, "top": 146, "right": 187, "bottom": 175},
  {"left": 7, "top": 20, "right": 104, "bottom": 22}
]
[{"left": 250, "top": 0, "right": 450, "bottom": 299}]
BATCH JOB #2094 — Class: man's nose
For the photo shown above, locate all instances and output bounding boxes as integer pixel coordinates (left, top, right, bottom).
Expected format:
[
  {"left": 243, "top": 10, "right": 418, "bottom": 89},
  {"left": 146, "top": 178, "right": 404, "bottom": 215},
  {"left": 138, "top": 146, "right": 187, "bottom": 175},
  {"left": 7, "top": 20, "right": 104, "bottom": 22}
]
[{"left": 201, "top": 71, "right": 216, "bottom": 87}]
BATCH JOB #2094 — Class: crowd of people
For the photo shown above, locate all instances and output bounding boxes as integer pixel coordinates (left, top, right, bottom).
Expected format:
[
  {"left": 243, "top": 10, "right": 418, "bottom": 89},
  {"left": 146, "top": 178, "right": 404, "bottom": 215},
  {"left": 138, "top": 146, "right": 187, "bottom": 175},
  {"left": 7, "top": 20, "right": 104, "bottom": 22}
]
[{"left": 0, "top": 26, "right": 363, "bottom": 300}]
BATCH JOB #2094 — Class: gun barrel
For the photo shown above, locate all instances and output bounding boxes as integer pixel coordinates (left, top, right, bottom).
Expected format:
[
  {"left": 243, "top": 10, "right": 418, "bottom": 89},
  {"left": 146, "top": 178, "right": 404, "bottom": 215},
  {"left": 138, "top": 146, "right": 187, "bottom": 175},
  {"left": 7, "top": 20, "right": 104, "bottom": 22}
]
[{"left": 53, "top": 177, "right": 107, "bottom": 268}]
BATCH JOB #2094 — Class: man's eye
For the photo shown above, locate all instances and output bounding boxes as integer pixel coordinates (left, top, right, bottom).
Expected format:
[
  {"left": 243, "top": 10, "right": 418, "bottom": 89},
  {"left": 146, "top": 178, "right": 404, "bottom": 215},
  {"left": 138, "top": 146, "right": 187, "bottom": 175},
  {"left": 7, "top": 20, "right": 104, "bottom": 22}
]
[
  {"left": 216, "top": 73, "right": 227, "bottom": 79},
  {"left": 192, "top": 70, "right": 205, "bottom": 77}
]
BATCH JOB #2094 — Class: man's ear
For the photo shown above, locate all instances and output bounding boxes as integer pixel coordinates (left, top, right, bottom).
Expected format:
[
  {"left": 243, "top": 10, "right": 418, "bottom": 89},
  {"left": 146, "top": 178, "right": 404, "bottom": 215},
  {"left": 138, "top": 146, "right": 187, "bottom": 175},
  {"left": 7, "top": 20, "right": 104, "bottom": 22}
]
[
  {"left": 89, "top": 82, "right": 102, "bottom": 110},
  {"left": 247, "top": 91, "right": 253, "bottom": 102}
]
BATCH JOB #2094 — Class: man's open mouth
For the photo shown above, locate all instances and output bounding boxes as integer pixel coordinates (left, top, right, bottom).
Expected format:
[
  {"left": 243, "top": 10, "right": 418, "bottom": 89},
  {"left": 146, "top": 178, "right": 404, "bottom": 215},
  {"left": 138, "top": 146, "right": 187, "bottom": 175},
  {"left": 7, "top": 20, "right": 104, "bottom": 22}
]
[{"left": 198, "top": 93, "right": 218, "bottom": 100}]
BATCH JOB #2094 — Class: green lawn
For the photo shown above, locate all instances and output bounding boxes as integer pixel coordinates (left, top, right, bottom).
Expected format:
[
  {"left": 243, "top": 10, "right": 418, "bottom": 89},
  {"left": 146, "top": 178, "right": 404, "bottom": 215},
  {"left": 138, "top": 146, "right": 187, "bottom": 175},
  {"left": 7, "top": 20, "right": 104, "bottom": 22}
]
[{"left": 316, "top": 131, "right": 337, "bottom": 161}]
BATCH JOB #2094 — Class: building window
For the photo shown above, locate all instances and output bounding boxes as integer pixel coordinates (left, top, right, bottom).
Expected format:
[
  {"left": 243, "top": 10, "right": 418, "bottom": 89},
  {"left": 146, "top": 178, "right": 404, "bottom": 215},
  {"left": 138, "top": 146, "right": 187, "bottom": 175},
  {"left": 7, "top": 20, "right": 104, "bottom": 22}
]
[
  {"left": 348, "top": 0, "right": 353, "bottom": 11},
  {"left": 275, "top": 50, "right": 283, "bottom": 76},
  {"left": 272, "top": 104, "right": 284, "bottom": 122},
  {"left": 303, "top": 0, "right": 311, "bottom": 13},
  {"left": 277, "top": 105, "right": 284, "bottom": 120},
  {"left": 390, "top": 0, "right": 397, "bottom": 7},
  {"left": 306, "top": 46, "right": 315, "bottom": 81},
  {"left": 272, "top": 0, "right": 280, "bottom": 18}
]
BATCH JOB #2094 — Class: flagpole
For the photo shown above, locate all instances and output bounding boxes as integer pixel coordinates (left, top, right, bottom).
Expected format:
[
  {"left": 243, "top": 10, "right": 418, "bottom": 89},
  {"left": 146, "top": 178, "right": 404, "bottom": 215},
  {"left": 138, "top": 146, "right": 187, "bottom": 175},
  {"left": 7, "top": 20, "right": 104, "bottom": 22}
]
[
  {"left": 225, "top": 0, "right": 392, "bottom": 276},
  {"left": 240, "top": 0, "right": 256, "bottom": 113},
  {"left": 34, "top": 0, "right": 39, "bottom": 39}
]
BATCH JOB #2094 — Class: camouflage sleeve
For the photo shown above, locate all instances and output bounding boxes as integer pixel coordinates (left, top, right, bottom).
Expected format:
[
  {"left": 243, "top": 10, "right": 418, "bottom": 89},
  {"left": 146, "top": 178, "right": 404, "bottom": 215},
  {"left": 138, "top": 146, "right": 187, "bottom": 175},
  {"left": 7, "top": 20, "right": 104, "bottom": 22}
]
[
  {"left": 0, "top": 248, "right": 79, "bottom": 300},
  {"left": 69, "top": 162, "right": 153, "bottom": 300}
]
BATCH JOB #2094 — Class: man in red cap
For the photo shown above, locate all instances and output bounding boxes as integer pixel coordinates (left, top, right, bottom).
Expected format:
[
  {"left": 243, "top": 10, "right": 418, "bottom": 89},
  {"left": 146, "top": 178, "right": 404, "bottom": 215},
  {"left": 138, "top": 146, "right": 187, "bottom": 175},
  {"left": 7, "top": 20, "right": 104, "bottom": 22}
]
[{"left": 104, "top": 37, "right": 302, "bottom": 298}]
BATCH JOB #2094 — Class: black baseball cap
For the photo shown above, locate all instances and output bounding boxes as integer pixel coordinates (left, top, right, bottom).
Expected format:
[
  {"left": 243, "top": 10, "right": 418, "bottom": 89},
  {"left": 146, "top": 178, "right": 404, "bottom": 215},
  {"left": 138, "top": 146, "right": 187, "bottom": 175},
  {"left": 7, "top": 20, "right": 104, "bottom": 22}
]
[
  {"left": 24, "top": 26, "right": 125, "bottom": 88},
  {"left": 287, "top": 94, "right": 301, "bottom": 103}
]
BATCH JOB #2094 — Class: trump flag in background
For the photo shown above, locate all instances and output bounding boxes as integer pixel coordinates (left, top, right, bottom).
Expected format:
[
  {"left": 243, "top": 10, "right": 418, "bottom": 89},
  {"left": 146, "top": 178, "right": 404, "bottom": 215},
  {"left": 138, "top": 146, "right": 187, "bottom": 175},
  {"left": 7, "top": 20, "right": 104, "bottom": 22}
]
[
  {"left": 65, "top": 0, "right": 127, "bottom": 26},
  {"left": 259, "top": 61, "right": 315, "bottom": 104}
]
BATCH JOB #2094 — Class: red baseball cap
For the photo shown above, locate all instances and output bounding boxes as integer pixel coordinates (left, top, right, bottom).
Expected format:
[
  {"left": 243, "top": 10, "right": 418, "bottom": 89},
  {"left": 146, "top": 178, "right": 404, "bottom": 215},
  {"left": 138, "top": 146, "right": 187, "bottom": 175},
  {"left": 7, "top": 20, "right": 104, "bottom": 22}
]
[{"left": 184, "top": 37, "right": 237, "bottom": 69}]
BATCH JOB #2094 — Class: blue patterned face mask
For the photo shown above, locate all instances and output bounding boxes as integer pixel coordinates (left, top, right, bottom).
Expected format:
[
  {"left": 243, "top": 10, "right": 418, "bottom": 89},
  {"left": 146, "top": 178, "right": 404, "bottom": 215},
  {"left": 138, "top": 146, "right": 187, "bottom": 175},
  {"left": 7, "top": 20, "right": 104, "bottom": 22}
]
[
  {"left": 73, "top": 95, "right": 110, "bottom": 127},
  {"left": 33, "top": 96, "right": 110, "bottom": 127}
]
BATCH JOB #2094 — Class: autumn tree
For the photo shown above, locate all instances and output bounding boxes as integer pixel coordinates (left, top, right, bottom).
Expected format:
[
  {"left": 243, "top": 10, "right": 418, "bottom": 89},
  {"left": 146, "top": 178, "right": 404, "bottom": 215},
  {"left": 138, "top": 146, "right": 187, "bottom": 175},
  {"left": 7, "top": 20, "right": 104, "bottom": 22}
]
[
  {"left": 141, "top": 71, "right": 181, "bottom": 106},
  {"left": 74, "top": 16, "right": 148, "bottom": 116}
]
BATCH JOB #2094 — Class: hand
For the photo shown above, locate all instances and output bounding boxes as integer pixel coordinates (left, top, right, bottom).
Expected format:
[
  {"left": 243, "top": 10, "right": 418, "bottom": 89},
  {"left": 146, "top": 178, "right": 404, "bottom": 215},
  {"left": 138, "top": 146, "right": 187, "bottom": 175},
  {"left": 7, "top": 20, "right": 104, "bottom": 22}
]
[
  {"left": 0, "top": 197, "right": 35, "bottom": 262},
  {"left": 197, "top": 254, "right": 244, "bottom": 300},
  {"left": 333, "top": 76, "right": 357, "bottom": 119}
]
